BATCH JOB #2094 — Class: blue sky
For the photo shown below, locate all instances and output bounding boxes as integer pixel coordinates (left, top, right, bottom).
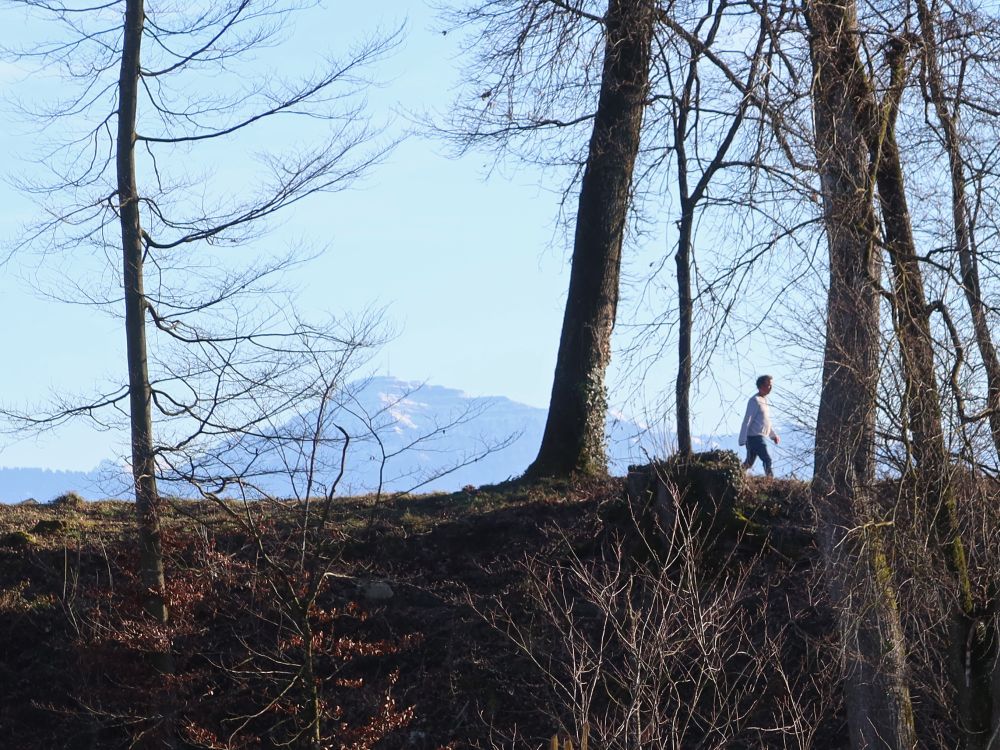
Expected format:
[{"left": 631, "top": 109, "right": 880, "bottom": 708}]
[{"left": 0, "top": 1, "right": 789, "bottom": 471}]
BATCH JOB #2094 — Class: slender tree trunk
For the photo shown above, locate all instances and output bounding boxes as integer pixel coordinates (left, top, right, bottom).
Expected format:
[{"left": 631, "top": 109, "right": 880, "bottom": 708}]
[
  {"left": 302, "top": 613, "right": 322, "bottom": 749},
  {"left": 526, "top": 0, "right": 655, "bottom": 478},
  {"left": 117, "top": 0, "right": 169, "bottom": 639},
  {"left": 670, "top": 7, "right": 761, "bottom": 457},
  {"left": 675, "top": 203, "right": 694, "bottom": 455},
  {"left": 671, "top": 21, "right": 700, "bottom": 460},
  {"left": 807, "top": 1, "right": 916, "bottom": 746},
  {"left": 870, "top": 41, "right": 992, "bottom": 748},
  {"left": 873, "top": 42, "right": 948, "bottom": 493}
]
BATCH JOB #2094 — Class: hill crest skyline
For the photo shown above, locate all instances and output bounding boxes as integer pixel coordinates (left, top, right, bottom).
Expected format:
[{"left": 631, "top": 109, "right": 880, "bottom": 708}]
[{"left": 0, "top": 376, "right": 804, "bottom": 502}]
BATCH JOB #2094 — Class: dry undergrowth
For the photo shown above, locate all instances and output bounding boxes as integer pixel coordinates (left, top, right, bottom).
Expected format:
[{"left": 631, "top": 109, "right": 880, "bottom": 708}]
[{"left": 0, "top": 474, "right": 860, "bottom": 748}]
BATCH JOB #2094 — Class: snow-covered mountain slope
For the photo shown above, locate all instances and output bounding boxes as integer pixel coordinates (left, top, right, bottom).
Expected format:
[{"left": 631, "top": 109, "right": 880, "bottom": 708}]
[
  {"left": 177, "top": 377, "right": 650, "bottom": 497},
  {"left": 0, "top": 377, "right": 810, "bottom": 501}
]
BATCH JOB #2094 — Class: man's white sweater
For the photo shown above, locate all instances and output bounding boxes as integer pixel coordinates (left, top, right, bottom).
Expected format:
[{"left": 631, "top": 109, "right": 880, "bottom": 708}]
[{"left": 738, "top": 395, "right": 777, "bottom": 446}]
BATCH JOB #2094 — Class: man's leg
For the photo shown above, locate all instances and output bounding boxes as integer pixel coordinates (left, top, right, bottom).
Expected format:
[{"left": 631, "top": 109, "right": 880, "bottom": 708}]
[
  {"left": 744, "top": 436, "right": 773, "bottom": 476},
  {"left": 758, "top": 440, "right": 773, "bottom": 477}
]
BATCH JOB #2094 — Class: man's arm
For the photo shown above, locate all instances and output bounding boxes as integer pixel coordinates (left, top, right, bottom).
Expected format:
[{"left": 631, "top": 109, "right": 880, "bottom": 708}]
[
  {"left": 767, "top": 402, "right": 780, "bottom": 443},
  {"left": 738, "top": 398, "right": 754, "bottom": 446}
]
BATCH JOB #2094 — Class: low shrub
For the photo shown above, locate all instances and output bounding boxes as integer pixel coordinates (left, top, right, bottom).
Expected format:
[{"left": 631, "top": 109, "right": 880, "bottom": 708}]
[{"left": 50, "top": 491, "right": 85, "bottom": 511}]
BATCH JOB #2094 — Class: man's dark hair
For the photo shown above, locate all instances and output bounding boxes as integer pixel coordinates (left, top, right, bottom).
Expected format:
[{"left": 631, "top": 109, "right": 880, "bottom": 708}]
[{"left": 756, "top": 374, "right": 773, "bottom": 389}]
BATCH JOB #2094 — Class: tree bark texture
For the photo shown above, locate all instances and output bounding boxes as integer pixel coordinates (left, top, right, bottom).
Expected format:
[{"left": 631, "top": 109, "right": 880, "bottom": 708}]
[
  {"left": 117, "top": 0, "right": 169, "bottom": 633},
  {"left": 807, "top": 1, "right": 917, "bottom": 747},
  {"left": 870, "top": 41, "right": 991, "bottom": 748},
  {"left": 527, "top": 0, "right": 655, "bottom": 478}
]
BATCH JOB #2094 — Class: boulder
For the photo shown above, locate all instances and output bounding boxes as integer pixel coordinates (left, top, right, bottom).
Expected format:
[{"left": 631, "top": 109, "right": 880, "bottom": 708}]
[
  {"left": 31, "top": 519, "right": 66, "bottom": 536},
  {"left": 626, "top": 451, "right": 812, "bottom": 560},
  {"left": 628, "top": 451, "right": 746, "bottom": 539},
  {"left": 0, "top": 531, "right": 36, "bottom": 549},
  {"left": 360, "top": 579, "right": 394, "bottom": 602}
]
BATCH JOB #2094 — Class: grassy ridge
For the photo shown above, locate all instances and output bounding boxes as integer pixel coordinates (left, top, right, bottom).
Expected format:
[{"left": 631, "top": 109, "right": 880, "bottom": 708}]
[{"left": 0, "top": 475, "right": 842, "bottom": 748}]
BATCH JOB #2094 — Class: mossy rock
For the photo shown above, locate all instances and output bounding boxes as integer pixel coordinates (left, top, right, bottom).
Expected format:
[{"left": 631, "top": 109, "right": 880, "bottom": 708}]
[
  {"left": 31, "top": 519, "right": 66, "bottom": 536},
  {"left": 0, "top": 531, "right": 36, "bottom": 549},
  {"left": 627, "top": 451, "right": 750, "bottom": 552},
  {"left": 657, "top": 449, "right": 747, "bottom": 524},
  {"left": 49, "top": 491, "right": 85, "bottom": 511},
  {"left": 628, "top": 453, "right": 814, "bottom": 562}
]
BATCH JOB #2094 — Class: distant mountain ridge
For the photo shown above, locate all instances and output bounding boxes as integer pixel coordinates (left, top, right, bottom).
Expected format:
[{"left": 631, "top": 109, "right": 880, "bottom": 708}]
[
  {"left": 0, "top": 377, "right": 808, "bottom": 502},
  {"left": 166, "top": 376, "right": 649, "bottom": 498}
]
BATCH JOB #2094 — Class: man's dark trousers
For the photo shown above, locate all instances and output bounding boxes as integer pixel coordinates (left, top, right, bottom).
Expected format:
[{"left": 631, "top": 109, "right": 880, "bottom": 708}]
[{"left": 744, "top": 435, "right": 772, "bottom": 477}]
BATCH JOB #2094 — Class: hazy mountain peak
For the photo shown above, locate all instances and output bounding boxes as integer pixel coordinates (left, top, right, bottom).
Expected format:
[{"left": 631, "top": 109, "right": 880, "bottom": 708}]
[{"left": 0, "top": 378, "right": 811, "bottom": 501}]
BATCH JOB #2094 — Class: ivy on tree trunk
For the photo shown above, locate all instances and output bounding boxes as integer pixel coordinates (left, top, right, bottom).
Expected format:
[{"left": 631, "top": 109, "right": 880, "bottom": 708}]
[{"left": 527, "top": 0, "right": 655, "bottom": 479}]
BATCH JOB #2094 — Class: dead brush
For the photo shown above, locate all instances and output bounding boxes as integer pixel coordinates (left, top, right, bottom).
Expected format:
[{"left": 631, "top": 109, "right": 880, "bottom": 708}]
[
  {"left": 551, "top": 723, "right": 589, "bottom": 750},
  {"left": 476, "top": 477, "right": 836, "bottom": 749},
  {"left": 49, "top": 491, "right": 85, "bottom": 511}
]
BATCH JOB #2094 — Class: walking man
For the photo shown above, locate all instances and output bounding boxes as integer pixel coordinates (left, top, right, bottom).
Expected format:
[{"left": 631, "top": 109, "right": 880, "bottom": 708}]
[{"left": 738, "top": 375, "right": 780, "bottom": 477}]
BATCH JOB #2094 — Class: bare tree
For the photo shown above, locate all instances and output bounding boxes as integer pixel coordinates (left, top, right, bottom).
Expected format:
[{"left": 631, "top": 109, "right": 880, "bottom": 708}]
[
  {"left": 806, "top": 0, "right": 916, "bottom": 745},
  {"left": 915, "top": 0, "right": 1000, "bottom": 469},
  {"left": 526, "top": 0, "right": 657, "bottom": 478},
  {"left": 644, "top": 0, "right": 772, "bottom": 456},
  {"left": 3, "top": 0, "right": 396, "bottom": 659},
  {"left": 438, "top": 0, "right": 655, "bottom": 478},
  {"left": 163, "top": 337, "right": 460, "bottom": 749},
  {"left": 862, "top": 35, "right": 993, "bottom": 745}
]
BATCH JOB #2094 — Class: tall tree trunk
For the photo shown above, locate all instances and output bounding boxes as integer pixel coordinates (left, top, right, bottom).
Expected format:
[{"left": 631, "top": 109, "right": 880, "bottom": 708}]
[
  {"left": 915, "top": 0, "right": 1000, "bottom": 466},
  {"left": 914, "top": 3, "right": 1000, "bottom": 741},
  {"left": 671, "top": 27, "right": 701, "bottom": 460},
  {"left": 526, "top": 0, "right": 655, "bottom": 478},
  {"left": 871, "top": 41, "right": 992, "bottom": 748},
  {"left": 807, "top": 1, "right": 916, "bottom": 747},
  {"left": 670, "top": 8, "right": 761, "bottom": 457},
  {"left": 675, "top": 203, "right": 694, "bottom": 455},
  {"left": 117, "top": 0, "right": 170, "bottom": 640}
]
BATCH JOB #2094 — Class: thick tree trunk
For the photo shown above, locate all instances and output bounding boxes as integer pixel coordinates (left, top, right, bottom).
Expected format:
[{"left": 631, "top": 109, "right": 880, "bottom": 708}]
[
  {"left": 526, "top": 0, "right": 655, "bottom": 478},
  {"left": 117, "top": 0, "right": 169, "bottom": 638},
  {"left": 807, "top": 1, "right": 916, "bottom": 747},
  {"left": 870, "top": 42, "right": 991, "bottom": 748},
  {"left": 915, "top": 0, "right": 1000, "bottom": 466}
]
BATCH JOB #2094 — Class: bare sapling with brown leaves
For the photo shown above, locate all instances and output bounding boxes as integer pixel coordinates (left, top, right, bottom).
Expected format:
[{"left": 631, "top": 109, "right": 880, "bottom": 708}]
[{"left": 2, "top": 0, "right": 398, "bottom": 680}]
